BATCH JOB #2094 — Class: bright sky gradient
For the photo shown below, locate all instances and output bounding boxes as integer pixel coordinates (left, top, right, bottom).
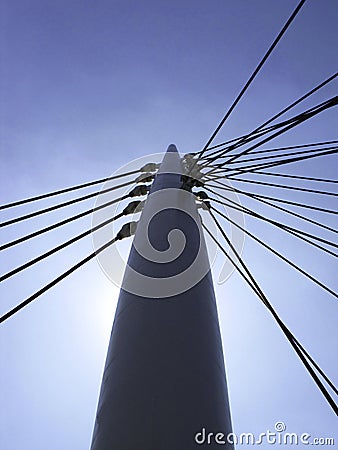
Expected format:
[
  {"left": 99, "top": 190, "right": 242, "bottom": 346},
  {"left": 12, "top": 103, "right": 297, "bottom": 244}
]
[{"left": 1, "top": 1, "right": 337, "bottom": 449}]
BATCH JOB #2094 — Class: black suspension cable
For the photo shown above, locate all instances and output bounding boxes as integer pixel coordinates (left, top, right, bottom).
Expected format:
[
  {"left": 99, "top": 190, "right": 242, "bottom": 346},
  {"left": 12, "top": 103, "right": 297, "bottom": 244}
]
[
  {"left": 0, "top": 194, "right": 127, "bottom": 251},
  {"left": 207, "top": 179, "right": 337, "bottom": 234},
  {"left": 196, "top": 127, "right": 280, "bottom": 160},
  {"left": 205, "top": 215, "right": 338, "bottom": 406},
  {"left": 202, "top": 224, "right": 263, "bottom": 297},
  {"left": 235, "top": 140, "right": 338, "bottom": 157},
  {"left": 223, "top": 72, "right": 338, "bottom": 163},
  {"left": 0, "top": 235, "right": 119, "bottom": 324},
  {"left": 222, "top": 147, "right": 338, "bottom": 177},
  {"left": 204, "top": 96, "right": 338, "bottom": 171},
  {"left": 0, "top": 179, "right": 135, "bottom": 228},
  {"left": 199, "top": 109, "right": 333, "bottom": 172},
  {"left": 204, "top": 185, "right": 338, "bottom": 257},
  {"left": 202, "top": 140, "right": 338, "bottom": 161},
  {"left": 213, "top": 177, "right": 338, "bottom": 197},
  {"left": 207, "top": 144, "right": 338, "bottom": 170},
  {"left": 0, "top": 184, "right": 149, "bottom": 252},
  {"left": 199, "top": 118, "right": 302, "bottom": 172},
  {"left": 204, "top": 77, "right": 338, "bottom": 165},
  {"left": 0, "top": 212, "right": 127, "bottom": 283},
  {"left": 201, "top": 117, "right": 337, "bottom": 181},
  {"left": 206, "top": 184, "right": 338, "bottom": 254},
  {"left": 208, "top": 203, "right": 337, "bottom": 298},
  {"left": 198, "top": 140, "right": 338, "bottom": 182},
  {"left": 200, "top": 125, "right": 282, "bottom": 162},
  {"left": 205, "top": 212, "right": 338, "bottom": 395},
  {"left": 199, "top": 0, "right": 308, "bottom": 156},
  {"left": 211, "top": 185, "right": 337, "bottom": 215},
  {"left": 205, "top": 145, "right": 338, "bottom": 179},
  {"left": 204, "top": 213, "right": 338, "bottom": 413},
  {"left": 231, "top": 170, "right": 338, "bottom": 184},
  {"left": 215, "top": 146, "right": 338, "bottom": 166},
  {"left": 0, "top": 169, "right": 140, "bottom": 211}
]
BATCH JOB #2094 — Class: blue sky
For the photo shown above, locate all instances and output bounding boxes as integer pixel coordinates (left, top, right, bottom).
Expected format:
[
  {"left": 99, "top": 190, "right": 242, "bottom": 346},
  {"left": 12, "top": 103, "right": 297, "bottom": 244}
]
[{"left": 1, "top": 1, "right": 337, "bottom": 449}]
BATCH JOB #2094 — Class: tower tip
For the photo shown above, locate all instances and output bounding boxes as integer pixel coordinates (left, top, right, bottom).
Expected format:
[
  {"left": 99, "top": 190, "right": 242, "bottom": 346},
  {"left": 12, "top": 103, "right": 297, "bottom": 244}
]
[{"left": 167, "top": 144, "right": 178, "bottom": 153}]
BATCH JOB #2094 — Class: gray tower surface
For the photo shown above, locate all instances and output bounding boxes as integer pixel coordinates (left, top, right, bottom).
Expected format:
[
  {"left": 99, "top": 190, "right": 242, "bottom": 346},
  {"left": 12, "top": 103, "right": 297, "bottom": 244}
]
[{"left": 91, "top": 145, "right": 233, "bottom": 449}]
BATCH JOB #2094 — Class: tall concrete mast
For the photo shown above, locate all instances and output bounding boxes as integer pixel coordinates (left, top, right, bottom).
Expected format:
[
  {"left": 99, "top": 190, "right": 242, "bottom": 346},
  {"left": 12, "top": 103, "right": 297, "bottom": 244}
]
[{"left": 91, "top": 145, "right": 233, "bottom": 449}]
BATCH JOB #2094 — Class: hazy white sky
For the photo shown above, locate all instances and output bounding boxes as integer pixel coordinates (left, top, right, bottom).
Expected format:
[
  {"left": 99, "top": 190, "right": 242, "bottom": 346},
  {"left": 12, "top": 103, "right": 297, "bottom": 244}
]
[{"left": 1, "top": 1, "right": 337, "bottom": 449}]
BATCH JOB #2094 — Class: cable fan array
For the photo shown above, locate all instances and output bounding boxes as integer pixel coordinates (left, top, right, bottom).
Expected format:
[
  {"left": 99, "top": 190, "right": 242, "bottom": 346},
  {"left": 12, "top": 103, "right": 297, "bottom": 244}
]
[
  {"left": 1, "top": 0, "right": 337, "bottom": 416},
  {"left": 179, "top": 0, "right": 337, "bottom": 415},
  {"left": 0, "top": 165, "right": 159, "bottom": 323},
  {"left": 184, "top": 142, "right": 338, "bottom": 414}
]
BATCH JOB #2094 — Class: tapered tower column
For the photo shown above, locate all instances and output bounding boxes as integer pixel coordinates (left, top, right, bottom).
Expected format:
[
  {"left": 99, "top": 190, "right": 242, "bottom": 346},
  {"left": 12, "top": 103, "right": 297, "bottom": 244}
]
[{"left": 91, "top": 145, "right": 233, "bottom": 449}]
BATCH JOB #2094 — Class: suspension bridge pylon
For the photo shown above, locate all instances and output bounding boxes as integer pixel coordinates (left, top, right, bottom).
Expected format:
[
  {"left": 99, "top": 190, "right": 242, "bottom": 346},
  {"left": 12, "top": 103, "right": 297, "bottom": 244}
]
[{"left": 90, "top": 144, "right": 234, "bottom": 449}]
